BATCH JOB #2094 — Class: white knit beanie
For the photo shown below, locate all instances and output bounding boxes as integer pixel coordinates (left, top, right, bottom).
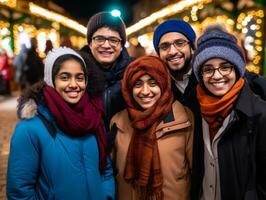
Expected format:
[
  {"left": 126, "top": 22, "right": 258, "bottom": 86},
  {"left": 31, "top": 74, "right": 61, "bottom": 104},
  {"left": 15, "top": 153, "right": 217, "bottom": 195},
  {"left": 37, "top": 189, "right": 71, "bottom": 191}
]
[{"left": 44, "top": 47, "right": 86, "bottom": 87}]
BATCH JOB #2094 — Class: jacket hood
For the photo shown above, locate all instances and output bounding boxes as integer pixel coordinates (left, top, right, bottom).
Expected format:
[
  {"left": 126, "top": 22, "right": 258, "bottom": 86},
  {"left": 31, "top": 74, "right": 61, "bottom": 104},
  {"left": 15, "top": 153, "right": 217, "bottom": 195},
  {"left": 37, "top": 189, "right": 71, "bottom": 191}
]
[
  {"left": 113, "top": 101, "right": 192, "bottom": 137},
  {"left": 17, "top": 81, "right": 44, "bottom": 119},
  {"left": 17, "top": 98, "right": 38, "bottom": 119},
  {"left": 235, "top": 81, "right": 266, "bottom": 117}
]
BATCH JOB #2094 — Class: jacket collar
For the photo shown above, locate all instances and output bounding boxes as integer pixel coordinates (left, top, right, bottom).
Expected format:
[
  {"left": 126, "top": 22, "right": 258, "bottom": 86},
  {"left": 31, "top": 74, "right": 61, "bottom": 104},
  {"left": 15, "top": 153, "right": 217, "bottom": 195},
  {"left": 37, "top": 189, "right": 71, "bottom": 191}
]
[
  {"left": 155, "top": 101, "right": 191, "bottom": 138},
  {"left": 80, "top": 45, "right": 133, "bottom": 79},
  {"left": 114, "top": 101, "right": 191, "bottom": 138},
  {"left": 172, "top": 72, "right": 198, "bottom": 101},
  {"left": 235, "top": 82, "right": 258, "bottom": 118}
]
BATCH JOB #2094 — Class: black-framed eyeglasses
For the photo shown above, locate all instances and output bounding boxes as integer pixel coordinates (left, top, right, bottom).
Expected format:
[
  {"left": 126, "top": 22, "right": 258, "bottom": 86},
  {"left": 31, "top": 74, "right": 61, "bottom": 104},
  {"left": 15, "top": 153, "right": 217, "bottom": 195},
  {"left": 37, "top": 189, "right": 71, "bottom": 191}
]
[
  {"left": 158, "top": 39, "right": 189, "bottom": 52},
  {"left": 92, "top": 35, "right": 122, "bottom": 47},
  {"left": 201, "top": 64, "right": 234, "bottom": 78}
]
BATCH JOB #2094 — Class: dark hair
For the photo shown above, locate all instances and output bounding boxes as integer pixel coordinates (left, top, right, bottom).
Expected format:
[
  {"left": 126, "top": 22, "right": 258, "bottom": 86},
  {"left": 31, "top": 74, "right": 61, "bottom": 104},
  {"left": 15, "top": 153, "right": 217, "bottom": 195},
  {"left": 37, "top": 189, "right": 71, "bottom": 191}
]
[
  {"left": 51, "top": 54, "right": 87, "bottom": 86},
  {"left": 44, "top": 39, "right": 53, "bottom": 55}
]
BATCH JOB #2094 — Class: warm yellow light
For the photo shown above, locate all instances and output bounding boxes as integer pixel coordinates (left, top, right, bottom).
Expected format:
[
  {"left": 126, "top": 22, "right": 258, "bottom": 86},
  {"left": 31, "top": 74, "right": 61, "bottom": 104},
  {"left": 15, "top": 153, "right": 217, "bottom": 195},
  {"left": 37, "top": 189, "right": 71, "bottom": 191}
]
[
  {"left": 257, "top": 10, "right": 264, "bottom": 18},
  {"left": 256, "top": 31, "right": 262, "bottom": 37},
  {"left": 129, "top": 37, "right": 139, "bottom": 46},
  {"left": 29, "top": 3, "right": 86, "bottom": 35},
  {"left": 255, "top": 55, "right": 261, "bottom": 62},
  {"left": 252, "top": 58, "right": 258, "bottom": 64},
  {"left": 246, "top": 64, "right": 260, "bottom": 74},
  {"left": 13, "top": 24, "right": 36, "bottom": 54},
  {"left": 236, "top": 24, "right": 242, "bottom": 30},
  {"left": 256, "top": 46, "right": 263, "bottom": 52},
  {"left": 70, "top": 36, "right": 86, "bottom": 49},
  {"left": 198, "top": 3, "right": 204, "bottom": 9},
  {"left": 201, "top": 15, "right": 234, "bottom": 33},
  {"left": 0, "top": 0, "right": 16, "bottom": 8},
  {"left": 192, "top": 6, "right": 198, "bottom": 12},
  {"left": 126, "top": 0, "right": 212, "bottom": 36},
  {"left": 183, "top": 16, "right": 190, "bottom": 22},
  {"left": 226, "top": 19, "right": 235, "bottom": 26},
  {"left": 257, "top": 19, "right": 262, "bottom": 24},
  {"left": 192, "top": 16, "right": 198, "bottom": 21},
  {"left": 255, "top": 39, "right": 262, "bottom": 45}
]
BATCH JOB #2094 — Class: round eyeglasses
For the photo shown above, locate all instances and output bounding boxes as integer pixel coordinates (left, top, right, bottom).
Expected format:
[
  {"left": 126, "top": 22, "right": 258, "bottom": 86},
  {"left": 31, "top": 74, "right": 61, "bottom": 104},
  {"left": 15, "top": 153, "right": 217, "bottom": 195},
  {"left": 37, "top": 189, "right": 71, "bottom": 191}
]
[
  {"left": 158, "top": 39, "right": 189, "bottom": 52},
  {"left": 201, "top": 65, "right": 234, "bottom": 78},
  {"left": 92, "top": 35, "right": 122, "bottom": 47}
]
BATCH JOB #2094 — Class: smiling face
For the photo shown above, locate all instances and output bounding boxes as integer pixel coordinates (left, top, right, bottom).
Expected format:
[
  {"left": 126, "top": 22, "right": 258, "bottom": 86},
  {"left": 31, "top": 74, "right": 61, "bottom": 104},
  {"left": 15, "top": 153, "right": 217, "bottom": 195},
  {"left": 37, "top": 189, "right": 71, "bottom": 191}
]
[
  {"left": 132, "top": 74, "right": 161, "bottom": 110},
  {"left": 54, "top": 59, "right": 86, "bottom": 104},
  {"left": 201, "top": 58, "right": 237, "bottom": 97},
  {"left": 158, "top": 32, "right": 192, "bottom": 75},
  {"left": 89, "top": 27, "right": 123, "bottom": 69}
]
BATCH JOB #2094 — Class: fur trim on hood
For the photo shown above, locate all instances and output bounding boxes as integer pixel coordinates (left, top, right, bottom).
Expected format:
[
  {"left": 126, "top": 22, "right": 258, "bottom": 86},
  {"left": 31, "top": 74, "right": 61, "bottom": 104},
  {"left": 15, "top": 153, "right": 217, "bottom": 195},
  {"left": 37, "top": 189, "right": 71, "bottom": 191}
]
[
  {"left": 17, "top": 81, "right": 44, "bottom": 119},
  {"left": 18, "top": 99, "right": 38, "bottom": 119}
]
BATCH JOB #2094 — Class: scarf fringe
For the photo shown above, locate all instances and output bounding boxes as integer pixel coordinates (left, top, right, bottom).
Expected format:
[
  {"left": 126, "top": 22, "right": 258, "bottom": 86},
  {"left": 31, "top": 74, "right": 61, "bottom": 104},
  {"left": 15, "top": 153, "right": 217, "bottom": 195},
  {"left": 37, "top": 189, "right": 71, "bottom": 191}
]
[{"left": 134, "top": 184, "right": 164, "bottom": 200}]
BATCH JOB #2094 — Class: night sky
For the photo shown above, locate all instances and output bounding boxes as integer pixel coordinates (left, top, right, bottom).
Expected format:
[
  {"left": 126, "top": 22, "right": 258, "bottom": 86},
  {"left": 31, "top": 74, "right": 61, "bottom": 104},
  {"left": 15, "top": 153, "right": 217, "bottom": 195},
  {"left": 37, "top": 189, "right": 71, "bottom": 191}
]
[{"left": 51, "top": 0, "right": 139, "bottom": 26}]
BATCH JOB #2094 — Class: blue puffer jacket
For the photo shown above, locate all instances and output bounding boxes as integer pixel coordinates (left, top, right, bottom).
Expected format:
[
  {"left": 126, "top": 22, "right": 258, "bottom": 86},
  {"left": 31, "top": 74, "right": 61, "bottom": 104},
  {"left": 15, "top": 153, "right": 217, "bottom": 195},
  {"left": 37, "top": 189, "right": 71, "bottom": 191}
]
[{"left": 7, "top": 105, "right": 115, "bottom": 200}]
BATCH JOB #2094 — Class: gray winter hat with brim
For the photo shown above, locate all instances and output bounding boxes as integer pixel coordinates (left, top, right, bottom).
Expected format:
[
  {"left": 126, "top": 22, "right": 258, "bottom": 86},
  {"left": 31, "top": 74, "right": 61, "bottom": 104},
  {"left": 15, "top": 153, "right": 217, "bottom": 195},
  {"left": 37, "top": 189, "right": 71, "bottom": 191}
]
[{"left": 192, "top": 28, "right": 246, "bottom": 82}]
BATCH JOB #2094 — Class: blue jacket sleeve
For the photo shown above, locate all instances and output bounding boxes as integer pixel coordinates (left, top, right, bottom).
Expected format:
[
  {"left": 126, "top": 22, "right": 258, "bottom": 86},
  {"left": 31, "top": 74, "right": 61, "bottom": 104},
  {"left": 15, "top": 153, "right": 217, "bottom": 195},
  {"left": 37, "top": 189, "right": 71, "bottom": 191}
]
[
  {"left": 6, "top": 122, "right": 40, "bottom": 200},
  {"left": 102, "top": 156, "right": 115, "bottom": 200}
]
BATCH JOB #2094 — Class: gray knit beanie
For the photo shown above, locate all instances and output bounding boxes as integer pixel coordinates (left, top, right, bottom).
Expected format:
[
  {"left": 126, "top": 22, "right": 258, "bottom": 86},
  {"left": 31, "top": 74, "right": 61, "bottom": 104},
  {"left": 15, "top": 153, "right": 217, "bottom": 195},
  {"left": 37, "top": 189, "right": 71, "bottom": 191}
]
[
  {"left": 192, "top": 28, "right": 246, "bottom": 82},
  {"left": 44, "top": 47, "right": 86, "bottom": 87}
]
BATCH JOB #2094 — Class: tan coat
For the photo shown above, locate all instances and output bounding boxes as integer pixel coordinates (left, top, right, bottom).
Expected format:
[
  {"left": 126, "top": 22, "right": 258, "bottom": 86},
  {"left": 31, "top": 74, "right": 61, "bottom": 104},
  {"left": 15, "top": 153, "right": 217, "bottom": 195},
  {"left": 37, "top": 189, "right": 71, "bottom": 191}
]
[{"left": 110, "top": 101, "right": 194, "bottom": 200}]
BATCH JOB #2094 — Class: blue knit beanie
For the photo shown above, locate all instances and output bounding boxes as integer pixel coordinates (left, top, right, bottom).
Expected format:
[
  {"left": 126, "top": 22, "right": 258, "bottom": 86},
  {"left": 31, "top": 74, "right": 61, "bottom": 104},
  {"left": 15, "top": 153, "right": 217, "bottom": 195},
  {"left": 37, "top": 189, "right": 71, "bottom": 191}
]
[
  {"left": 153, "top": 19, "right": 196, "bottom": 54},
  {"left": 192, "top": 28, "right": 246, "bottom": 82}
]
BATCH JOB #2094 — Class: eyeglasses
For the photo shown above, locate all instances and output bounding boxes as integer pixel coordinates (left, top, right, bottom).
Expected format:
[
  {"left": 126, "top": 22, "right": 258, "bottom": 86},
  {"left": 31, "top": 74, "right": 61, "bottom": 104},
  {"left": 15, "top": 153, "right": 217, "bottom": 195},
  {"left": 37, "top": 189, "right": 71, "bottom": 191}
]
[
  {"left": 201, "top": 64, "right": 234, "bottom": 78},
  {"left": 92, "top": 35, "right": 122, "bottom": 47},
  {"left": 158, "top": 39, "right": 189, "bottom": 52}
]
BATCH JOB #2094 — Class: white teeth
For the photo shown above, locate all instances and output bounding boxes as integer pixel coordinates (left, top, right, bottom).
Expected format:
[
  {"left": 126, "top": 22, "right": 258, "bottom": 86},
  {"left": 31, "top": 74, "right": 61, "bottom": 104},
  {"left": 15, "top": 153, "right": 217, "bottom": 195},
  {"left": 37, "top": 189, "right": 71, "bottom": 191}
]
[
  {"left": 168, "top": 56, "right": 181, "bottom": 61},
  {"left": 67, "top": 91, "right": 79, "bottom": 97},
  {"left": 100, "top": 51, "right": 113, "bottom": 54},
  {"left": 140, "top": 97, "right": 152, "bottom": 102},
  {"left": 168, "top": 56, "right": 183, "bottom": 63},
  {"left": 171, "top": 58, "right": 180, "bottom": 61},
  {"left": 212, "top": 82, "right": 225, "bottom": 87}
]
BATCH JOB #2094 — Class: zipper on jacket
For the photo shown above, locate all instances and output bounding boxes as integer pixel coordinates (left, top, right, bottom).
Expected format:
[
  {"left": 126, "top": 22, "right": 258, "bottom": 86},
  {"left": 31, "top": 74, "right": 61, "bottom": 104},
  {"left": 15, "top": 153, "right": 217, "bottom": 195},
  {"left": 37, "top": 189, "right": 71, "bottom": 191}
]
[{"left": 103, "top": 88, "right": 111, "bottom": 129}]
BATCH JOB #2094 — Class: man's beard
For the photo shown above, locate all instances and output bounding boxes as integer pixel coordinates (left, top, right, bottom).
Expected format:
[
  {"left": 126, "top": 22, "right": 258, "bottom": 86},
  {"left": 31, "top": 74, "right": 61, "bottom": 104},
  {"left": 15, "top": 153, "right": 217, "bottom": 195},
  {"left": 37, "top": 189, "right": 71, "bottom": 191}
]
[{"left": 170, "top": 54, "right": 192, "bottom": 80}]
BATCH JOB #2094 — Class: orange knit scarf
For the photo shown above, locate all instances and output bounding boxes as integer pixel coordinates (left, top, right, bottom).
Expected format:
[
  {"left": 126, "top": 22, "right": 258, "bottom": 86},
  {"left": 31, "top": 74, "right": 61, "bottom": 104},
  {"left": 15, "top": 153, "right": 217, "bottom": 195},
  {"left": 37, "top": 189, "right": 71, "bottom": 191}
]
[
  {"left": 122, "top": 56, "right": 173, "bottom": 200},
  {"left": 197, "top": 78, "right": 245, "bottom": 142}
]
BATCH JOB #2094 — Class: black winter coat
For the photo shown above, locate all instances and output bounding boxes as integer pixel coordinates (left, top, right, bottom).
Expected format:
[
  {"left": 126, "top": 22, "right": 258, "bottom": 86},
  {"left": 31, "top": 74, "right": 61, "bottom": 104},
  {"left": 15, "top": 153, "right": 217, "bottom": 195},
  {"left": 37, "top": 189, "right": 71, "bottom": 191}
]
[
  {"left": 245, "top": 71, "right": 266, "bottom": 100},
  {"left": 80, "top": 45, "right": 134, "bottom": 130},
  {"left": 172, "top": 72, "right": 198, "bottom": 105},
  {"left": 189, "top": 82, "right": 266, "bottom": 200}
]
